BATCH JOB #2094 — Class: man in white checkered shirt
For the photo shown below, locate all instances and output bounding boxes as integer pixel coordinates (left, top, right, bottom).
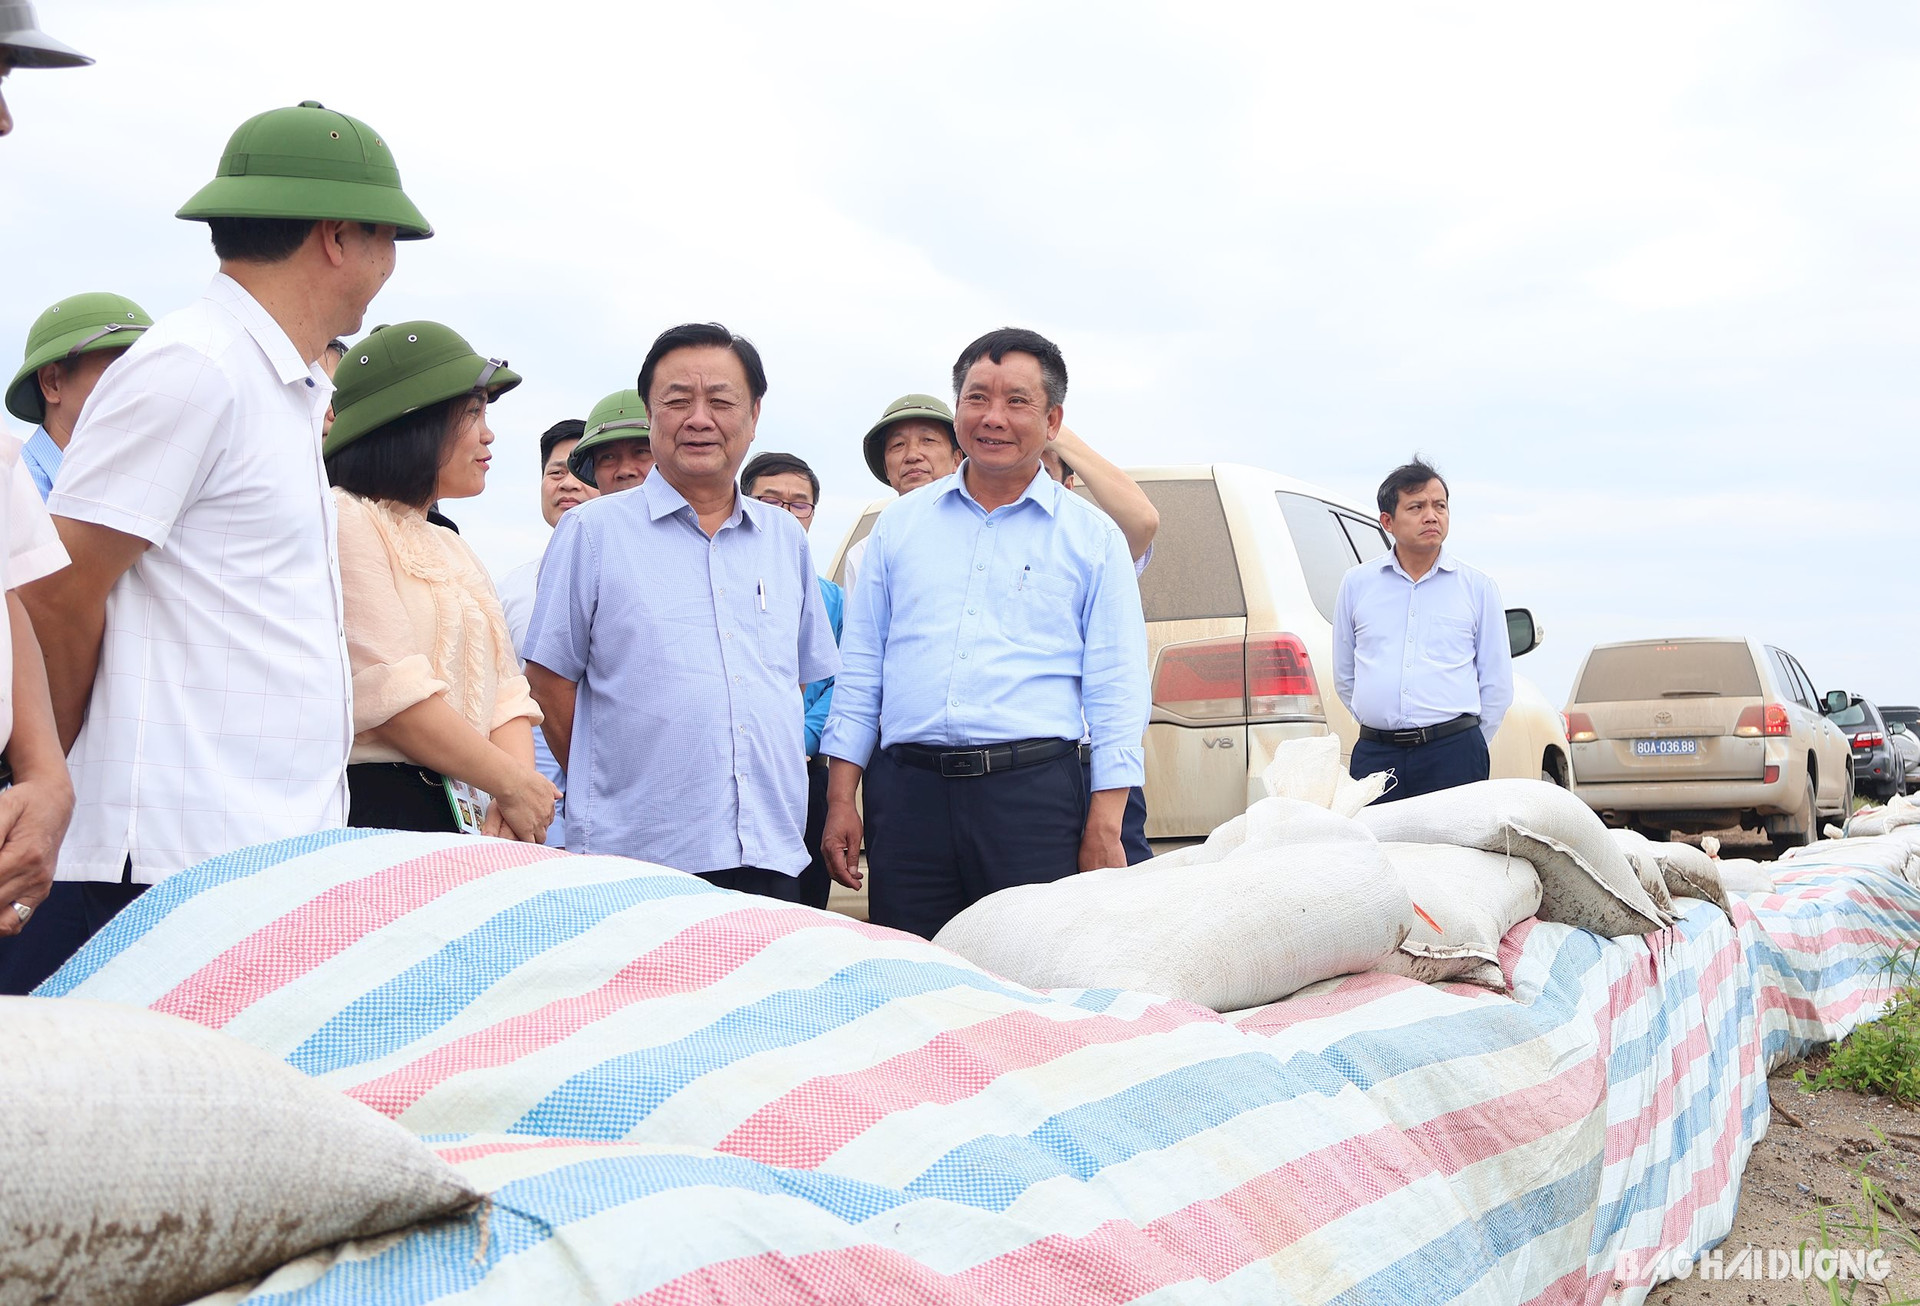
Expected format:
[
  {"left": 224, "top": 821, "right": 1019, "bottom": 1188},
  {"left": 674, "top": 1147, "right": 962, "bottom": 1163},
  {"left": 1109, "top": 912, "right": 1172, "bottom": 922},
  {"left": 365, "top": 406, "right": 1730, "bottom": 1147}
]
[{"left": 7, "top": 102, "right": 434, "bottom": 992}]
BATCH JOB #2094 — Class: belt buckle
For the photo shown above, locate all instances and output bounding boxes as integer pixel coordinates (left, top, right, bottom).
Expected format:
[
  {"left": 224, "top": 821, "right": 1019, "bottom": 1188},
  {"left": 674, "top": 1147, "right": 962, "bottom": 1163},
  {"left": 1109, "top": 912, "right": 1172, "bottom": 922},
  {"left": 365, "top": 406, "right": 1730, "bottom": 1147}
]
[{"left": 940, "top": 749, "right": 989, "bottom": 778}]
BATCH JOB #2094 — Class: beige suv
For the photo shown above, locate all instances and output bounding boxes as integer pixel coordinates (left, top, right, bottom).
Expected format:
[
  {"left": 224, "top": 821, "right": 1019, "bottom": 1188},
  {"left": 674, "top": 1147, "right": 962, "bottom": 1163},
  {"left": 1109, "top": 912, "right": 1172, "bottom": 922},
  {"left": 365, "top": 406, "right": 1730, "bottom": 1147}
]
[
  {"left": 1565, "top": 637, "right": 1855, "bottom": 849},
  {"left": 827, "top": 463, "right": 1571, "bottom": 840}
]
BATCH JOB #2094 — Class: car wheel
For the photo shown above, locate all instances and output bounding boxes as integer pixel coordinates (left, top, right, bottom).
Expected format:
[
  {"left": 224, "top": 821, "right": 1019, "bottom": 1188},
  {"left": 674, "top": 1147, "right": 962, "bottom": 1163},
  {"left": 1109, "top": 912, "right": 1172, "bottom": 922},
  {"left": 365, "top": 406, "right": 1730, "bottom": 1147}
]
[{"left": 1769, "top": 778, "right": 1818, "bottom": 858}]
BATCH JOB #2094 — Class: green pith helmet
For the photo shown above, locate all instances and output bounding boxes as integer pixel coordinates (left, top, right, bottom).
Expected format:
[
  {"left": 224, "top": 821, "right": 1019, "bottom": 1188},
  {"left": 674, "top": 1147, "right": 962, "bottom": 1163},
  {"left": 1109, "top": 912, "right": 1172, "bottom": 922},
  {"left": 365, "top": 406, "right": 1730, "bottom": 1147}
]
[
  {"left": 862, "top": 392, "right": 957, "bottom": 485},
  {"left": 0, "top": 1, "right": 92, "bottom": 68},
  {"left": 568, "top": 389, "right": 650, "bottom": 487},
  {"left": 176, "top": 101, "right": 433, "bottom": 239},
  {"left": 324, "top": 321, "right": 519, "bottom": 457},
  {"left": 6, "top": 292, "right": 152, "bottom": 424}
]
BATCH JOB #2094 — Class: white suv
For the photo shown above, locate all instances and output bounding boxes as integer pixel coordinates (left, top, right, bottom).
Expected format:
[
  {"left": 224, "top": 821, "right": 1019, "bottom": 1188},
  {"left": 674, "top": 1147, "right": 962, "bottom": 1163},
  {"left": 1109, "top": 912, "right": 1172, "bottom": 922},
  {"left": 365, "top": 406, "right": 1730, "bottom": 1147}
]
[{"left": 826, "top": 463, "right": 1571, "bottom": 840}]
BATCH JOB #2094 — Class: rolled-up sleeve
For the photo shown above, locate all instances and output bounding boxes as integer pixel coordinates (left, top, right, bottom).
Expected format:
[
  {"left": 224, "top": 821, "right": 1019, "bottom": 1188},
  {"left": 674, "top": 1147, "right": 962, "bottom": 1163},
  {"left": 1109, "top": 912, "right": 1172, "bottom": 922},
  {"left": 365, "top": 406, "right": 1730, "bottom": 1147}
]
[
  {"left": 1475, "top": 571, "right": 1513, "bottom": 742},
  {"left": 1081, "top": 522, "right": 1149, "bottom": 791},
  {"left": 820, "top": 519, "right": 888, "bottom": 769},
  {"left": 524, "top": 509, "right": 597, "bottom": 683},
  {"left": 335, "top": 495, "right": 447, "bottom": 733}
]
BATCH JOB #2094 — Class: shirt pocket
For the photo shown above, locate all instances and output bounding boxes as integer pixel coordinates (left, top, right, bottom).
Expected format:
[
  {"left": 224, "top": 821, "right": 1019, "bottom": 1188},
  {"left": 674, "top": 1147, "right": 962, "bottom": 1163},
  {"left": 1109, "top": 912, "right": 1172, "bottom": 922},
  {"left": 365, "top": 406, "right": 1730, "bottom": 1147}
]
[
  {"left": 1421, "top": 613, "right": 1477, "bottom": 671},
  {"left": 753, "top": 580, "right": 803, "bottom": 682},
  {"left": 1002, "top": 569, "right": 1080, "bottom": 653}
]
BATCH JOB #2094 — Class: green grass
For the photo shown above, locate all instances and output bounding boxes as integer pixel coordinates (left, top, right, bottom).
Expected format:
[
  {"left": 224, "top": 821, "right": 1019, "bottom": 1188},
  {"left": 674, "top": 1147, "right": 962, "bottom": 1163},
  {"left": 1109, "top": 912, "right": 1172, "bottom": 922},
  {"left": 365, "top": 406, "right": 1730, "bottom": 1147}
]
[{"left": 1796, "top": 949, "right": 1920, "bottom": 1104}]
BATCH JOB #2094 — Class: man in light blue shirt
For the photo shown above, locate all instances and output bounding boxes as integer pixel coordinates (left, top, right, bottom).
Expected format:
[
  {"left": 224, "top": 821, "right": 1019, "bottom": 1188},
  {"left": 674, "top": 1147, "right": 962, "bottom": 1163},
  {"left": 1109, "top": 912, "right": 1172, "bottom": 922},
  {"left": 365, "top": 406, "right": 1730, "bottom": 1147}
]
[
  {"left": 524, "top": 324, "right": 839, "bottom": 899},
  {"left": 6, "top": 293, "right": 152, "bottom": 500},
  {"left": 1332, "top": 457, "right": 1512, "bottom": 802},
  {"left": 821, "top": 328, "right": 1150, "bottom": 938}
]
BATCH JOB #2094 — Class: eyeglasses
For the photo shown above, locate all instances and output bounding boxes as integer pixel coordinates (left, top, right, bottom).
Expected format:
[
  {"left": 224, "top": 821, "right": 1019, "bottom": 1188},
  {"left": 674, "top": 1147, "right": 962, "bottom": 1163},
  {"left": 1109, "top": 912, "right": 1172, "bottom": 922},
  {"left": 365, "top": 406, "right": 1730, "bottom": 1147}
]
[{"left": 754, "top": 493, "right": 815, "bottom": 519}]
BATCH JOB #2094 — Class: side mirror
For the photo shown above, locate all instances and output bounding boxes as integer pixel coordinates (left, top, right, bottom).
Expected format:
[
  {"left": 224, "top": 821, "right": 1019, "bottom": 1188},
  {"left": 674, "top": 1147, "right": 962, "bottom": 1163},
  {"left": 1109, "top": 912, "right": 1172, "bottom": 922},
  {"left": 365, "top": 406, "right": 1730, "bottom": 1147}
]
[
  {"left": 1505, "top": 608, "right": 1541, "bottom": 658},
  {"left": 1823, "top": 689, "right": 1850, "bottom": 715}
]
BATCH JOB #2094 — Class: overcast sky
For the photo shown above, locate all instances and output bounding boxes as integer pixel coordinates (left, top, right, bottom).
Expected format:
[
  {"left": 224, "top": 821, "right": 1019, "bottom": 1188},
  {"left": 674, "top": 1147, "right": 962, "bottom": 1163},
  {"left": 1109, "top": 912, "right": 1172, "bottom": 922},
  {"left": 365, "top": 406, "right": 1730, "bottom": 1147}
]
[{"left": 5, "top": 1, "right": 1916, "bottom": 708}]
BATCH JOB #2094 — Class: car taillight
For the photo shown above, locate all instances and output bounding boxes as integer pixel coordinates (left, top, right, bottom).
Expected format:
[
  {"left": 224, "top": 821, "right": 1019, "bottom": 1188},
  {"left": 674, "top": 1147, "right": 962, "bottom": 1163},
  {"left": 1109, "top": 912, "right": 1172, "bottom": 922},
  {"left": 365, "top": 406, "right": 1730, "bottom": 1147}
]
[
  {"left": 1565, "top": 711, "right": 1596, "bottom": 743},
  {"left": 1734, "top": 703, "right": 1791, "bottom": 737},
  {"left": 1152, "top": 633, "right": 1324, "bottom": 724},
  {"left": 1853, "top": 732, "right": 1885, "bottom": 750},
  {"left": 1763, "top": 764, "right": 1780, "bottom": 784}
]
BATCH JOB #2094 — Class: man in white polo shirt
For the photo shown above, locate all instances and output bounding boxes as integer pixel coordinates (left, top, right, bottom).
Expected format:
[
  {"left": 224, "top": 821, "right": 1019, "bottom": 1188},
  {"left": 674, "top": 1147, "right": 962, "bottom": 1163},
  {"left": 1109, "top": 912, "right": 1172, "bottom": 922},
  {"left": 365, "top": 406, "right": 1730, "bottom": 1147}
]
[
  {"left": 11, "top": 101, "right": 432, "bottom": 991},
  {"left": 1332, "top": 457, "right": 1512, "bottom": 803}
]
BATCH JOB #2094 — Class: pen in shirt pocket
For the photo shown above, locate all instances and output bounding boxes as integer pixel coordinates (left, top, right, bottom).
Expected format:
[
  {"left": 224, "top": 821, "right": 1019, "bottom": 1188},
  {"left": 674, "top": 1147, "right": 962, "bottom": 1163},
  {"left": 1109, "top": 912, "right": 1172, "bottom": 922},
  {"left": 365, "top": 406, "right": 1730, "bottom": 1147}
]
[
  {"left": 757, "top": 579, "right": 767, "bottom": 611},
  {"left": 1019, "top": 564, "right": 1030, "bottom": 591}
]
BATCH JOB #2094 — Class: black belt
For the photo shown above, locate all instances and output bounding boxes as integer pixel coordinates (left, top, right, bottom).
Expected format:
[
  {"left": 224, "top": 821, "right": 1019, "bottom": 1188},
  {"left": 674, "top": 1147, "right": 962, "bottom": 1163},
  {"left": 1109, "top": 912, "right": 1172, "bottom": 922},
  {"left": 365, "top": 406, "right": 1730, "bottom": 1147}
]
[
  {"left": 890, "top": 737, "right": 1080, "bottom": 779},
  {"left": 1358, "top": 713, "right": 1480, "bottom": 748}
]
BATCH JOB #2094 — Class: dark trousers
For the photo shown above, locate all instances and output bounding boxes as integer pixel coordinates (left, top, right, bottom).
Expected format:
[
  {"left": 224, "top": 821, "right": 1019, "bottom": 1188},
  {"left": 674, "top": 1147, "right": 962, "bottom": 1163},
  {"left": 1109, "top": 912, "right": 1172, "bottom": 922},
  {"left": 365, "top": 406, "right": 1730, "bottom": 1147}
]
[
  {"left": 696, "top": 866, "right": 806, "bottom": 903},
  {"left": 1122, "top": 786, "right": 1151, "bottom": 865},
  {"left": 866, "top": 745, "right": 1090, "bottom": 939},
  {"left": 1352, "top": 727, "right": 1491, "bottom": 804},
  {"left": 0, "top": 866, "right": 146, "bottom": 995},
  {"left": 347, "top": 762, "right": 460, "bottom": 833},
  {"left": 798, "top": 759, "right": 833, "bottom": 910}
]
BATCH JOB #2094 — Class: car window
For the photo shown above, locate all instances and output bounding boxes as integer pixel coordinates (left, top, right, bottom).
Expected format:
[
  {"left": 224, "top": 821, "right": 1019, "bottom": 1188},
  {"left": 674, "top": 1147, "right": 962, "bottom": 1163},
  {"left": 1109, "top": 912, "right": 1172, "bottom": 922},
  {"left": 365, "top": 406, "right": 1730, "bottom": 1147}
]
[
  {"left": 1339, "top": 513, "right": 1391, "bottom": 564},
  {"left": 1275, "top": 493, "right": 1361, "bottom": 622},
  {"left": 1572, "top": 641, "right": 1761, "bottom": 703},
  {"left": 1132, "top": 479, "right": 1248, "bottom": 621},
  {"left": 1766, "top": 648, "right": 1811, "bottom": 708},
  {"left": 1831, "top": 703, "right": 1869, "bottom": 729},
  {"left": 1785, "top": 653, "right": 1822, "bottom": 709}
]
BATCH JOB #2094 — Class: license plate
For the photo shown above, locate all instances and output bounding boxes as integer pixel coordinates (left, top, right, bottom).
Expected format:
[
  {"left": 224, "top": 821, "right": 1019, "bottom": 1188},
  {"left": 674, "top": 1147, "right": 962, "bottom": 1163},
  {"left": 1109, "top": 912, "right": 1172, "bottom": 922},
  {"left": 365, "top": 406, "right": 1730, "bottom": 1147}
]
[{"left": 1634, "top": 738, "right": 1698, "bottom": 756}]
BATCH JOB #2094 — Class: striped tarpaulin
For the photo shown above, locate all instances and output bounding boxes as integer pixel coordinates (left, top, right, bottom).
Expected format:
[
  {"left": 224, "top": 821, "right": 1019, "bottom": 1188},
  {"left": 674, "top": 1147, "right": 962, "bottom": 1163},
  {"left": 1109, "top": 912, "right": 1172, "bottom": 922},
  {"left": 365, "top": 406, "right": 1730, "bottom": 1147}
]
[{"left": 35, "top": 829, "right": 1920, "bottom": 1305}]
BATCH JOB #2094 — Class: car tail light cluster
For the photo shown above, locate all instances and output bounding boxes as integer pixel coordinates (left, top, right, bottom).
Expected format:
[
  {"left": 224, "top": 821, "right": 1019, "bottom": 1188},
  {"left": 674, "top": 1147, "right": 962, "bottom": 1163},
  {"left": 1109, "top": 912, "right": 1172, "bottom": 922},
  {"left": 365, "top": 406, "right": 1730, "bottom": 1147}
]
[
  {"left": 1853, "top": 731, "right": 1885, "bottom": 750},
  {"left": 1153, "top": 633, "right": 1324, "bottom": 724},
  {"left": 1565, "top": 711, "right": 1597, "bottom": 743},
  {"left": 1733, "top": 703, "right": 1792, "bottom": 737}
]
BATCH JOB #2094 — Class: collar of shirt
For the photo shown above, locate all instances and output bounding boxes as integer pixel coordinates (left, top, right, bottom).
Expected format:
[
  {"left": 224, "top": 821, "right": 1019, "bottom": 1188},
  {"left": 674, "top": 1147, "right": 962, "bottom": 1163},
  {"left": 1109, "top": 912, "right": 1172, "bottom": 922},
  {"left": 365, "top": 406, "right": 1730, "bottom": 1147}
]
[
  {"left": 937, "top": 459, "right": 1062, "bottom": 518},
  {"left": 1380, "top": 544, "right": 1458, "bottom": 584},
  {"left": 639, "top": 470, "right": 765, "bottom": 533},
  {"left": 205, "top": 272, "right": 336, "bottom": 394},
  {"left": 21, "top": 426, "right": 60, "bottom": 499}
]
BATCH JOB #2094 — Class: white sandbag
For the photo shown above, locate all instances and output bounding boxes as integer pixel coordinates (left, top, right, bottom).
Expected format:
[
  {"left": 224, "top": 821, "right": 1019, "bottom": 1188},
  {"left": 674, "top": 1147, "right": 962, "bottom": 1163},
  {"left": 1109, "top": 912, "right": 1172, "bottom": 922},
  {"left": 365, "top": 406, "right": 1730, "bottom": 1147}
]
[
  {"left": 1371, "top": 843, "right": 1541, "bottom": 990},
  {"left": 0, "top": 998, "right": 480, "bottom": 1306},
  {"left": 1261, "top": 734, "right": 1391, "bottom": 818},
  {"left": 1714, "top": 858, "right": 1775, "bottom": 895},
  {"left": 1356, "top": 779, "right": 1667, "bottom": 938},
  {"left": 1610, "top": 830, "right": 1730, "bottom": 915},
  {"left": 1846, "top": 794, "right": 1920, "bottom": 838},
  {"left": 934, "top": 799, "right": 1413, "bottom": 1011}
]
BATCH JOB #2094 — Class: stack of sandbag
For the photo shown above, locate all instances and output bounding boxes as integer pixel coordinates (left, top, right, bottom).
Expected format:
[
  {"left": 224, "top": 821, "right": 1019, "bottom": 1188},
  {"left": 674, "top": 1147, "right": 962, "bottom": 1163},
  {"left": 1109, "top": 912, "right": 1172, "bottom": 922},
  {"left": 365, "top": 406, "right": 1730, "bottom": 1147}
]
[
  {"left": 1610, "top": 829, "right": 1732, "bottom": 915},
  {"left": 0, "top": 998, "right": 480, "bottom": 1306},
  {"left": 934, "top": 796, "right": 1415, "bottom": 1012},
  {"left": 1151, "top": 736, "right": 1390, "bottom": 873},
  {"left": 1842, "top": 793, "right": 1920, "bottom": 837},
  {"left": 1356, "top": 779, "right": 1672, "bottom": 937},
  {"left": 1699, "top": 835, "right": 1774, "bottom": 896},
  {"left": 1372, "top": 843, "right": 1540, "bottom": 990}
]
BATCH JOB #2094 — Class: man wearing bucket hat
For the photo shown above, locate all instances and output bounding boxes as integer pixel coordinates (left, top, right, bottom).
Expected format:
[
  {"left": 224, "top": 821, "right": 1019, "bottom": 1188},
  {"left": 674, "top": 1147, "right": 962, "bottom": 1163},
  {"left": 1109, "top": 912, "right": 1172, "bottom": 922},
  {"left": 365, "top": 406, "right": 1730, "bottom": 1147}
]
[
  {"left": 0, "top": 1, "right": 93, "bottom": 138},
  {"left": 13, "top": 101, "right": 430, "bottom": 989},
  {"left": 325, "top": 322, "right": 554, "bottom": 840},
  {"left": 840, "top": 393, "right": 961, "bottom": 597},
  {"left": 567, "top": 389, "right": 654, "bottom": 493},
  {"left": 7, "top": 293, "right": 152, "bottom": 500}
]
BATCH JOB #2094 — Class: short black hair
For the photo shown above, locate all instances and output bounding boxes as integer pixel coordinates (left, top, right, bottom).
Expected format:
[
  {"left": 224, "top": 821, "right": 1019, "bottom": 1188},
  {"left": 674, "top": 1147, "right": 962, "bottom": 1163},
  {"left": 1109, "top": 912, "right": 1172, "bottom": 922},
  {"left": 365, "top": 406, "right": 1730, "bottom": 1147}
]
[
  {"left": 741, "top": 451, "right": 819, "bottom": 503},
  {"left": 208, "top": 217, "right": 318, "bottom": 263},
  {"left": 538, "top": 418, "right": 586, "bottom": 468},
  {"left": 325, "top": 393, "right": 476, "bottom": 509},
  {"left": 1376, "top": 456, "right": 1449, "bottom": 515},
  {"left": 637, "top": 323, "right": 768, "bottom": 407},
  {"left": 951, "top": 327, "right": 1068, "bottom": 409},
  {"left": 325, "top": 338, "right": 348, "bottom": 357}
]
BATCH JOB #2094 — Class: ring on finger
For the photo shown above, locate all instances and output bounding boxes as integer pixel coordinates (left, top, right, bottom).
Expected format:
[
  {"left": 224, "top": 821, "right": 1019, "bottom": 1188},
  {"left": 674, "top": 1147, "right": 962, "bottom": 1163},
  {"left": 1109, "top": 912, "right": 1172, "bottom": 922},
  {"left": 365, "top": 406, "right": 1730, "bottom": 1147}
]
[{"left": 11, "top": 901, "right": 31, "bottom": 925}]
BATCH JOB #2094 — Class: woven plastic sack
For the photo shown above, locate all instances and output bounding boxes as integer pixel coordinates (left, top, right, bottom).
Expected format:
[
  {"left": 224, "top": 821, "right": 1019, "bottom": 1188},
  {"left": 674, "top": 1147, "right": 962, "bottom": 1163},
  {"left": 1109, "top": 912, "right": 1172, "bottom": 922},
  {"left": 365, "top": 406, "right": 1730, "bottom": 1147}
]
[
  {"left": 1372, "top": 843, "right": 1540, "bottom": 990},
  {"left": 0, "top": 998, "right": 480, "bottom": 1306},
  {"left": 935, "top": 799, "right": 1413, "bottom": 1011},
  {"left": 1260, "top": 735, "right": 1391, "bottom": 818},
  {"left": 1610, "top": 830, "right": 1725, "bottom": 915},
  {"left": 1356, "top": 779, "right": 1667, "bottom": 938},
  {"left": 1715, "top": 859, "right": 1775, "bottom": 895}
]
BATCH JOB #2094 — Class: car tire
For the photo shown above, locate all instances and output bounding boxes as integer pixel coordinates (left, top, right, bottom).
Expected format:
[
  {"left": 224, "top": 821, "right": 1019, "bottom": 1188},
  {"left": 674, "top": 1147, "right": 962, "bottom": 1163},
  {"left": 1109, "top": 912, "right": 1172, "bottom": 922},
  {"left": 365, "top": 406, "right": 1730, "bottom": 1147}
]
[{"left": 1769, "top": 778, "right": 1818, "bottom": 858}]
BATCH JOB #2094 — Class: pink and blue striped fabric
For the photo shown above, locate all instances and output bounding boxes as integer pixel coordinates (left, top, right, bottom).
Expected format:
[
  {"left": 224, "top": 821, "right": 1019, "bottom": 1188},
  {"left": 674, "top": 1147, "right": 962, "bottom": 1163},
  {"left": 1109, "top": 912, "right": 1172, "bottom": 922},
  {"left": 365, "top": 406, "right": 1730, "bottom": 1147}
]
[{"left": 36, "top": 829, "right": 1920, "bottom": 1305}]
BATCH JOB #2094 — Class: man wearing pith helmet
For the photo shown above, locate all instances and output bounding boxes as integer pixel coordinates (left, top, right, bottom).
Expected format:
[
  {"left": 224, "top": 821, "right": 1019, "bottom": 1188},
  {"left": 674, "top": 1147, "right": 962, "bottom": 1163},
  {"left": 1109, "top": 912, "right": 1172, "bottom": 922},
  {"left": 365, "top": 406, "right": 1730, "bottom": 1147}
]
[
  {"left": 568, "top": 389, "right": 654, "bottom": 493},
  {"left": 7, "top": 293, "right": 152, "bottom": 499},
  {"left": 11, "top": 101, "right": 432, "bottom": 992},
  {"left": 840, "top": 393, "right": 960, "bottom": 596},
  {"left": 0, "top": 0, "right": 93, "bottom": 138}
]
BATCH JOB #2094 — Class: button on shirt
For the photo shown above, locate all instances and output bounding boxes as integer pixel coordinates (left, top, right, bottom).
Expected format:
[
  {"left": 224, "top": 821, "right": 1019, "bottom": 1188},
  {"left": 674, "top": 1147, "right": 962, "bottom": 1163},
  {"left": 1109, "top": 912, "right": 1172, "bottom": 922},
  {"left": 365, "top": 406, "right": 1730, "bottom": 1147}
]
[
  {"left": 48, "top": 273, "right": 352, "bottom": 884},
  {"left": 821, "top": 465, "right": 1149, "bottom": 791},
  {"left": 523, "top": 473, "right": 839, "bottom": 875},
  {"left": 1332, "top": 547, "right": 1513, "bottom": 743}
]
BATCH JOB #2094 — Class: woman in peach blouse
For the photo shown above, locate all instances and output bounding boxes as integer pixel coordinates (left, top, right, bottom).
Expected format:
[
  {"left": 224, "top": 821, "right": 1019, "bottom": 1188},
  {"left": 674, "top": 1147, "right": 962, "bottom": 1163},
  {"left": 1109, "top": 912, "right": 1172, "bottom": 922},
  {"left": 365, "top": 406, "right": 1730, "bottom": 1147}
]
[{"left": 323, "top": 321, "right": 557, "bottom": 840}]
